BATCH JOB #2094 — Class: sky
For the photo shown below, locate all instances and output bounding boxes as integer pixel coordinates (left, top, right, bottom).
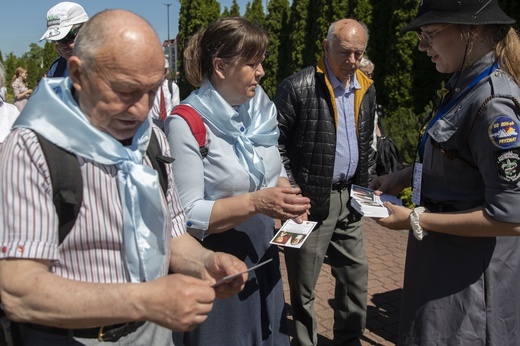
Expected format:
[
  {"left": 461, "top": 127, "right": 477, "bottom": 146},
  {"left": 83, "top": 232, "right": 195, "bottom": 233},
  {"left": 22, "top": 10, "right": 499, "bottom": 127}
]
[{"left": 0, "top": 0, "right": 255, "bottom": 57}]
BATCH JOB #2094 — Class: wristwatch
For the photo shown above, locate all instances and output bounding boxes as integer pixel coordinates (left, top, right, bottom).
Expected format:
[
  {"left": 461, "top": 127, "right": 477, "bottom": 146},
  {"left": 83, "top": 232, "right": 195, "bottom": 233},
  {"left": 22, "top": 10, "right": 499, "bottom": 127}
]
[{"left": 409, "top": 206, "right": 428, "bottom": 240}]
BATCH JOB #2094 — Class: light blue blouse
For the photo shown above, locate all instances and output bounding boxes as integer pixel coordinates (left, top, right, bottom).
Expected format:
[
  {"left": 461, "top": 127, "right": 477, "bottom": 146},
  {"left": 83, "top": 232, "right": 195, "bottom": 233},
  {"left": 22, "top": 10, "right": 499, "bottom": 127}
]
[{"left": 167, "top": 82, "right": 286, "bottom": 239}]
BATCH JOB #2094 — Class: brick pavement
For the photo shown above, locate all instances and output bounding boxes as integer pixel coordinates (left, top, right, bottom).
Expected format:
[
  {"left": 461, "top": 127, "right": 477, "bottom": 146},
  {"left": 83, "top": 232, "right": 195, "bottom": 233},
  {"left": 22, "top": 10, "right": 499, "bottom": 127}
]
[{"left": 280, "top": 218, "right": 409, "bottom": 345}]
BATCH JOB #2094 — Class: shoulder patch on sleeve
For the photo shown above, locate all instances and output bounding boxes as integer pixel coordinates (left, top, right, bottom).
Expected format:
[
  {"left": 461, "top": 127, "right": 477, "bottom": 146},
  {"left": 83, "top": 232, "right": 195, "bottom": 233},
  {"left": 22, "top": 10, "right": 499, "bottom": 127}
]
[
  {"left": 489, "top": 116, "right": 519, "bottom": 149},
  {"left": 495, "top": 148, "right": 520, "bottom": 183}
]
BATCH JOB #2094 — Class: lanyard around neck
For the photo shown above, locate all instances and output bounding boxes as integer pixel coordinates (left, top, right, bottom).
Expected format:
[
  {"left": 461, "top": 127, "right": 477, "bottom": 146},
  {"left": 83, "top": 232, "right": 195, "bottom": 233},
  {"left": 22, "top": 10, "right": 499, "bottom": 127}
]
[{"left": 418, "top": 63, "right": 497, "bottom": 159}]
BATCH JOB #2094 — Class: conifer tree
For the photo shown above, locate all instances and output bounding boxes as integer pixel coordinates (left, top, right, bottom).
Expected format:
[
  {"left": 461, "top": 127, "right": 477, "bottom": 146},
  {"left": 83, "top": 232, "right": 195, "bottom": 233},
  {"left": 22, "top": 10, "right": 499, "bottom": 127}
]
[
  {"left": 177, "top": 0, "right": 221, "bottom": 98},
  {"left": 262, "top": 0, "right": 291, "bottom": 97},
  {"left": 286, "top": 0, "right": 310, "bottom": 74},
  {"left": 244, "top": 0, "right": 265, "bottom": 26},
  {"left": 229, "top": 0, "right": 242, "bottom": 17},
  {"left": 379, "top": 0, "right": 421, "bottom": 164},
  {"left": 306, "top": 0, "right": 332, "bottom": 65}
]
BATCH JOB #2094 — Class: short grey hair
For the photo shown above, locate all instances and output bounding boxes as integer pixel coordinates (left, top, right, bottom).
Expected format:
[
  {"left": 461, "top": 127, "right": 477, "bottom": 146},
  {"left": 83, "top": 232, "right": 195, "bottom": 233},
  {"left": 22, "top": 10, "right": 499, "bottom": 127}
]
[
  {"left": 326, "top": 19, "right": 370, "bottom": 46},
  {"left": 360, "top": 57, "right": 374, "bottom": 70},
  {"left": 72, "top": 12, "right": 108, "bottom": 71}
]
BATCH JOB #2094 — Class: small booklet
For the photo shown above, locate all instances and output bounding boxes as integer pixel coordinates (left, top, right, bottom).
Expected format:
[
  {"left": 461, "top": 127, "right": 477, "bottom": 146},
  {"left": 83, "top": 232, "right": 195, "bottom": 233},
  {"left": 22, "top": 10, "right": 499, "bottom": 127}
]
[
  {"left": 270, "top": 219, "right": 318, "bottom": 248},
  {"left": 350, "top": 184, "right": 402, "bottom": 218}
]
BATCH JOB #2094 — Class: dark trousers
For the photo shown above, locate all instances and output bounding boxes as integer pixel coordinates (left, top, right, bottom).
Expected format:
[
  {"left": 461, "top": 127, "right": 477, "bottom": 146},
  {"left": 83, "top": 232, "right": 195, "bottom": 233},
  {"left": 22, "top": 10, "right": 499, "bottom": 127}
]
[{"left": 284, "top": 188, "right": 368, "bottom": 346}]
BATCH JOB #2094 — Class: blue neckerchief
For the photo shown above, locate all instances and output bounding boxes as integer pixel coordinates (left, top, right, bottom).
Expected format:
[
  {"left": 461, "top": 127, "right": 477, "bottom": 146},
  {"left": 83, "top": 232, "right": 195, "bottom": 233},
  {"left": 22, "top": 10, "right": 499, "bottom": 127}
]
[
  {"left": 183, "top": 79, "right": 279, "bottom": 190},
  {"left": 419, "top": 63, "right": 498, "bottom": 158},
  {"left": 13, "top": 77, "right": 167, "bottom": 283}
]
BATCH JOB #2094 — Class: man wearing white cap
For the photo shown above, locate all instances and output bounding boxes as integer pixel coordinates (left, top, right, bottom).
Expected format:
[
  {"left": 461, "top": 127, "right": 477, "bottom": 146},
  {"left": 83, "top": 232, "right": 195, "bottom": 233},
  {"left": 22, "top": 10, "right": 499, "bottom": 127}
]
[
  {"left": 40, "top": 2, "right": 89, "bottom": 77},
  {"left": 149, "top": 58, "right": 180, "bottom": 129}
]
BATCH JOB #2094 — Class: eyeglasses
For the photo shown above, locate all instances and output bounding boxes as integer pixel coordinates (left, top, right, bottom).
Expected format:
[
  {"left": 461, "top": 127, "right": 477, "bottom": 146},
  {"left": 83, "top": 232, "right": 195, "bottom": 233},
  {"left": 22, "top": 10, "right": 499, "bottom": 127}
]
[
  {"left": 415, "top": 24, "right": 452, "bottom": 46},
  {"left": 54, "top": 25, "right": 83, "bottom": 46}
]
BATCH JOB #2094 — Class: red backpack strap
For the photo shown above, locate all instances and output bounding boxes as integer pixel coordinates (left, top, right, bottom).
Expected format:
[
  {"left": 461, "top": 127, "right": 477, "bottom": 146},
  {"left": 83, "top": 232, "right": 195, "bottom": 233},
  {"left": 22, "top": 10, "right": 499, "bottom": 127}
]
[{"left": 171, "top": 105, "right": 208, "bottom": 157}]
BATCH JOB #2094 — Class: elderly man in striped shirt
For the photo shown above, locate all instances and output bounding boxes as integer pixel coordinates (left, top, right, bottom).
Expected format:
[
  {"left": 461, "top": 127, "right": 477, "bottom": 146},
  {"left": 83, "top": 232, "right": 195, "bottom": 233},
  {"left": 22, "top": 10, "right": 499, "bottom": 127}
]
[{"left": 0, "top": 9, "right": 247, "bottom": 346}]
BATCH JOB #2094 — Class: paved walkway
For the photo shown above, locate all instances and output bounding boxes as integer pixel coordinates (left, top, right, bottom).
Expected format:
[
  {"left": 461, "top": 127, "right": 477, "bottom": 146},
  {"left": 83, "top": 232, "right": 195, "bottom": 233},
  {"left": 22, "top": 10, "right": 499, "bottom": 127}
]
[{"left": 280, "top": 218, "right": 409, "bottom": 345}]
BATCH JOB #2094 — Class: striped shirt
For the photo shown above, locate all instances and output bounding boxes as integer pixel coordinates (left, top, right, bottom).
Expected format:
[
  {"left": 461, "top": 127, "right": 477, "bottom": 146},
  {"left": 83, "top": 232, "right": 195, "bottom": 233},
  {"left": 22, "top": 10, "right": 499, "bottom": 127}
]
[{"left": 0, "top": 127, "right": 186, "bottom": 283}]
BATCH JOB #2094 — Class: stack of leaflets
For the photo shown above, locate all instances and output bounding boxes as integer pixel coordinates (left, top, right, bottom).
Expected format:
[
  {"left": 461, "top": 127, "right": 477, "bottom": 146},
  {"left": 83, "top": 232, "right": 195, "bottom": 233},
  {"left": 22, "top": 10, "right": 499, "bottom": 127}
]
[
  {"left": 270, "top": 219, "right": 317, "bottom": 248},
  {"left": 350, "top": 184, "right": 402, "bottom": 218}
]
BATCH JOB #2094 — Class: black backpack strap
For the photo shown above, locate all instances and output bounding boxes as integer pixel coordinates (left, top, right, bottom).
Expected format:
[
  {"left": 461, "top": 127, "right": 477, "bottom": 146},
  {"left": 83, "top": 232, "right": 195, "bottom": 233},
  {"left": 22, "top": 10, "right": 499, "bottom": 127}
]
[
  {"left": 35, "top": 133, "right": 83, "bottom": 245},
  {"left": 36, "top": 130, "right": 171, "bottom": 245},
  {"left": 146, "top": 130, "right": 174, "bottom": 195}
]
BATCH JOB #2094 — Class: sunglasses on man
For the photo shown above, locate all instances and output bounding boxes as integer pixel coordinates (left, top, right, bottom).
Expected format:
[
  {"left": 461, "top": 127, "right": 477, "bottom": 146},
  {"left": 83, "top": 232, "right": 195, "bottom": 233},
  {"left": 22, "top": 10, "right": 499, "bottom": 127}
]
[{"left": 54, "top": 24, "right": 83, "bottom": 46}]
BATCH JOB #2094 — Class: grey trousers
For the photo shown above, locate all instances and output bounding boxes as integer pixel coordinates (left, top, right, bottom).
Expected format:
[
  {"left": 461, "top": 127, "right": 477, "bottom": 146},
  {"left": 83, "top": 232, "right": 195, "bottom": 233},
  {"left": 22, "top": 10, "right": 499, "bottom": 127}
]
[
  {"left": 20, "top": 322, "right": 174, "bottom": 346},
  {"left": 284, "top": 187, "right": 368, "bottom": 346}
]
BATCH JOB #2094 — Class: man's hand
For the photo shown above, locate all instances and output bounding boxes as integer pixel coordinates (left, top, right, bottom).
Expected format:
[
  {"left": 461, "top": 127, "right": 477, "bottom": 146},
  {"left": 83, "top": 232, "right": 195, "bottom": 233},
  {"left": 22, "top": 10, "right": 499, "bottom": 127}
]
[
  {"left": 200, "top": 252, "right": 248, "bottom": 299},
  {"left": 143, "top": 274, "right": 216, "bottom": 331}
]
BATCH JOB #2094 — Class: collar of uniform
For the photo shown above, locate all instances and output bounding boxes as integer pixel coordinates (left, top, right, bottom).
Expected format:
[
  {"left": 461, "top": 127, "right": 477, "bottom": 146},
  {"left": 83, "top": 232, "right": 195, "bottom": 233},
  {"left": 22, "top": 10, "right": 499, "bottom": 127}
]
[{"left": 445, "top": 51, "right": 496, "bottom": 101}]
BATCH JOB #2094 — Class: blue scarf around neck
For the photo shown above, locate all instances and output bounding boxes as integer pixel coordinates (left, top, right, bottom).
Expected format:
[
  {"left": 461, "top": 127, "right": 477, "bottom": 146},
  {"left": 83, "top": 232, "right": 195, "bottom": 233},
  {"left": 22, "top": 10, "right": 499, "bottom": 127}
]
[
  {"left": 183, "top": 79, "right": 279, "bottom": 189},
  {"left": 14, "top": 77, "right": 167, "bottom": 283}
]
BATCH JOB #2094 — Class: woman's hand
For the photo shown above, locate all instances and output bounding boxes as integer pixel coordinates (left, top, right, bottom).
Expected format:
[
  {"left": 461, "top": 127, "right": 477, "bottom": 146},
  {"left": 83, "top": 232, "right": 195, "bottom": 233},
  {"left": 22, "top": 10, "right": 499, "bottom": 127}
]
[
  {"left": 374, "top": 203, "right": 412, "bottom": 230},
  {"left": 251, "top": 187, "right": 311, "bottom": 221},
  {"left": 369, "top": 166, "right": 413, "bottom": 196}
]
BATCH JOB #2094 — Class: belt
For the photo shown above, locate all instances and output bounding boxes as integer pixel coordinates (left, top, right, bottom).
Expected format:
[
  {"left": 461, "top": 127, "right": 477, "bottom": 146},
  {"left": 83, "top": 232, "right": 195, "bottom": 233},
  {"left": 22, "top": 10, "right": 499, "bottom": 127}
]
[
  {"left": 422, "top": 200, "right": 459, "bottom": 213},
  {"left": 25, "top": 321, "right": 145, "bottom": 342},
  {"left": 331, "top": 180, "right": 351, "bottom": 191}
]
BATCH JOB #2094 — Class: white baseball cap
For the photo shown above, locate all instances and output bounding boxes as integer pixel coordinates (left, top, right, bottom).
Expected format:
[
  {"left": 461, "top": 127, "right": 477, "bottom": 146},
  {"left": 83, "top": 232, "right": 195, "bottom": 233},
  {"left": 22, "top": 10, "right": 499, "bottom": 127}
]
[{"left": 39, "top": 2, "right": 89, "bottom": 42}]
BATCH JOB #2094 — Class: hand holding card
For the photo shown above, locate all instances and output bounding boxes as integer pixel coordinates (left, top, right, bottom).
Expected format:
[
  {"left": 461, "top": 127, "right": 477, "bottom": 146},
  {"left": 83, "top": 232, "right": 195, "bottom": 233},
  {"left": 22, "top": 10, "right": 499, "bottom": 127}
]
[{"left": 211, "top": 258, "right": 273, "bottom": 287}]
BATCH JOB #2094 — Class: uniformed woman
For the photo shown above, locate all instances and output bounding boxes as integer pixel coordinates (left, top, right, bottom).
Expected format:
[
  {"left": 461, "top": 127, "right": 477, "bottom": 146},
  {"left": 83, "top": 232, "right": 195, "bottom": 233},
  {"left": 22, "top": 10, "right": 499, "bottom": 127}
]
[{"left": 369, "top": 0, "right": 520, "bottom": 344}]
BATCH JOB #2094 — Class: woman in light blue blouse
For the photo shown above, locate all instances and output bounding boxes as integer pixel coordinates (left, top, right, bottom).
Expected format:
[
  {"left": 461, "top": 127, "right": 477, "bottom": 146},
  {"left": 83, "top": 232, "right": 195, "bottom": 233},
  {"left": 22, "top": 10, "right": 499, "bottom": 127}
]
[{"left": 166, "top": 17, "right": 311, "bottom": 346}]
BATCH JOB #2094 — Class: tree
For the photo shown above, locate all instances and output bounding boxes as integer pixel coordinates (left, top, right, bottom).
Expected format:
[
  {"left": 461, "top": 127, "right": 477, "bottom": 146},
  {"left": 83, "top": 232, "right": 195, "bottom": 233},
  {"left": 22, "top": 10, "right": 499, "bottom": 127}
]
[
  {"left": 41, "top": 42, "right": 59, "bottom": 73},
  {"left": 286, "top": 0, "right": 310, "bottom": 74},
  {"left": 262, "top": 0, "right": 291, "bottom": 97},
  {"left": 244, "top": 0, "right": 265, "bottom": 26},
  {"left": 349, "top": 0, "right": 372, "bottom": 24},
  {"left": 177, "top": 0, "right": 221, "bottom": 98},
  {"left": 229, "top": 0, "right": 242, "bottom": 17},
  {"left": 305, "top": 0, "right": 332, "bottom": 65}
]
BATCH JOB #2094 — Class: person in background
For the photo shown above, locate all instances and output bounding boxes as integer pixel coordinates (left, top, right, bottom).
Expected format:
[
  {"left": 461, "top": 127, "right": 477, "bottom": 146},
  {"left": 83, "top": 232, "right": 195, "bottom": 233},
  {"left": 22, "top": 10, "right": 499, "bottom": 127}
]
[
  {"left": 167, "top": 59, "right": 180, "bottom": 108},
  {"left": 0, "top": 62, "right": 6, "bottom": 102},
  {"left": 359, "top": 56, "right": 374, "bottom": 79},
  {"left": 39, "top": 2, "right": 89, "bottom": 78},
  {"left": 149, "top": 58, "right": 179, "bottom": 129},
  {"left": 0, "top": 63, "right": 20, "bottom": 154},
  {"left": 274, "top": 18, "right": 377, "bottom": 346},
  {"left": 10, "top": 67, "right": 32, "bottom": 112},
  {"left": 0, "top": 9, "right": 247, "bottom": 346},
  {"left": 359, "top": 57, "right": 381, "bottom": 156},
  {"left": 166, "top": 17, "right": 311, "bottom": 346},
  {"left": 369, "top": 0, "right": 520, "bottom": 344}
]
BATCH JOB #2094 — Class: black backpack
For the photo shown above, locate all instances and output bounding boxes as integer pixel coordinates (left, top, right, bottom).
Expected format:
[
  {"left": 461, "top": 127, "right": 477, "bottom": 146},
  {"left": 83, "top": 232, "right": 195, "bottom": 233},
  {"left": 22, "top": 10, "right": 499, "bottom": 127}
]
[
  {"left": 375, "top": 118, "right": 403, "bottom": 176},
  {"left": 35, "top": 130, "right": 173, "bottom": 244}
]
